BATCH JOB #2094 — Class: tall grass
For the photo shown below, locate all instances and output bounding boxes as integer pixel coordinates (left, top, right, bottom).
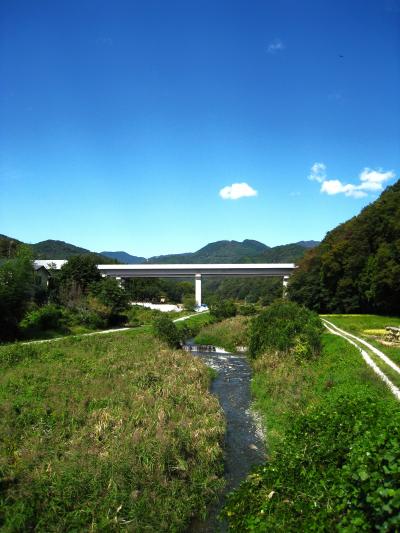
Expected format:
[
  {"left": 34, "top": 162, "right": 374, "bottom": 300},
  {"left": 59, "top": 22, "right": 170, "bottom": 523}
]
[
  {"left": 194, "top": 316, "right": 249, "bottom": 352},
  {"left": 0, "top": 330, "right": 224, "bottom": 531}
]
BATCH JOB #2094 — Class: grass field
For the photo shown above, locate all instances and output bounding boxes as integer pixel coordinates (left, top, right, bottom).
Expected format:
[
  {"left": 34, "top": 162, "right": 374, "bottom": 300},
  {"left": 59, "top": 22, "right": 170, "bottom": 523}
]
[
  {"left": 0, "top": 329, "right": 224, "bottom": 531},
  {"left": 323, "top": 314, "right": 400, "bottom": 365},
  {"left": 324, "top": 314, "right": 400, "bottom": 391},
  {"left": 194, "top": 316, "right": 249, "bottom": 352}
]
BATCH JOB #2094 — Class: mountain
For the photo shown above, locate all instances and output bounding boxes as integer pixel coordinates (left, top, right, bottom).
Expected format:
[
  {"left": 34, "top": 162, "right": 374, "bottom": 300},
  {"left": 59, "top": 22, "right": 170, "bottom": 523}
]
[
  {"left": 251, "top": 243, "right": 311, "bottom": 263},
  {"left": 296, "top": 240, "right": 320, "bottom": 248},
  {"left": 2, "top": 234, "right": 319, "bottom": 265},
  {"left": 0, "top": 236, "right": 116, "bottom": 263},
  {"left": 148, "top": 240, "right": 269, "bottom": 264},
  {"left": 32, "top": 240, "right": 94, "bottom": 259},
  {"left": 0, "top": 234, "right": 23, "bottom": 258},
  {"left": 289, "top": 180, "right": 400, "bottom": 314},
  {"left": 32, "top": 240, "right": 115, "bottom": 263},
  {"left": 101, "top": 251, "right": 146, "bottom": 264}
]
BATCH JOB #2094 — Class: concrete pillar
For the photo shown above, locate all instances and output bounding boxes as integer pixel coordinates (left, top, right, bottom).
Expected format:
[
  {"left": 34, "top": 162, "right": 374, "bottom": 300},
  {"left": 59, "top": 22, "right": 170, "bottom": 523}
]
[
  {"left": 195, "top": 274, "right": 202, "bottom": 307},
  {"left": 115, "top": 276, "right": 124, "bottom": 288},
  {"left": 283, "top": 276, "right": 290, "bottom": 298}
]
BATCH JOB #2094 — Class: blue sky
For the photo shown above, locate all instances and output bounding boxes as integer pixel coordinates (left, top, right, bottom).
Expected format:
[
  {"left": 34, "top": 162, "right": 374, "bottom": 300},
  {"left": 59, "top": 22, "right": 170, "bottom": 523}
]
[{"left": 1, "top": 0, "right": 399, "bottom": 257}]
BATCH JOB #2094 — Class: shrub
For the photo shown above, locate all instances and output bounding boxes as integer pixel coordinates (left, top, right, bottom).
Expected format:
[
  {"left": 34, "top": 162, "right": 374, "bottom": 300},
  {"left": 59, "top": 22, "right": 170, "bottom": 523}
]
[
  {"left": 249, "top": 300, "right": 323, "bottom": 359},
  {"left": 182, "top": 295, "right": 196, "bottom": 311},
  {"left": 222, "top": 392, "right": 400, "bottom": 531},
  {"left": 19, "top": 304, "right": 65, "bottom": 338},
  {"left": 153, "top": 316, "right": 181, "bottom": 348},
  {"left": 239, "top": 304, "right": 258, "bottom": 316},
  {"left": 74, "top": 308, "right": 107, "bottom": 329},
  {"left": 209, "top": 299, "right": 237, "bottom": 320}
]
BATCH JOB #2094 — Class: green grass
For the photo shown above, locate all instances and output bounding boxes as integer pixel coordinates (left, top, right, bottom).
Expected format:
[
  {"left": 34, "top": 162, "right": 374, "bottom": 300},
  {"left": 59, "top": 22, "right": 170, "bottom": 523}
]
[
  {"left": 251, "top": 332, "right": 395, "bottom": 453},
  {"left": 175, "top": 311, "right": 211, "bottom": 328},
  {"left": 324, "top": 313, "right": 400, "bottom": 388},
  {"left": 223, "top": 331, "right": 400, "bottom": 531},
  {"left": 194, "top": 316, "right": 249, "bottom": 352},
  {"left": 0, "top": 329, "right": 224, "bottom": 531},
  {"left": 323, "top": 314, "right": 400, "bottom": 365}
]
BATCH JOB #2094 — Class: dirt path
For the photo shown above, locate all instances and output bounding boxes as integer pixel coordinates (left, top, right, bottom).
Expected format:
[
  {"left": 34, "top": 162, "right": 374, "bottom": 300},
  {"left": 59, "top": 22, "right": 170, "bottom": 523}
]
[{"left": 322, "top": 319, "right": 400, "bottom": 400}]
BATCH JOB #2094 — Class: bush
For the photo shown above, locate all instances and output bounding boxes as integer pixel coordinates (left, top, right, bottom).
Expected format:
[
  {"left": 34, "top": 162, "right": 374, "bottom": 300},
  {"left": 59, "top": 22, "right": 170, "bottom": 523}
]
[
  {"left": 249, "top": 300, "right": 323, "bottom": 359},
  {"left": 74, "top": 308, "right": 107, "bottom": 330},
  {"left": 182, "top": 295, "right": 196, "bottom": 311},
  {"left": 239, "top": 304, "right": 258, "bottom": 316},
  {"left": 222, "top": 392, "right": 400, "bottom": 531},
  {"left": 209, "top": 299, "right": 237, "bottom": 320},
  {"left": 153, "top": 316, "right": 181, "bottom": 348},
  {"left": 19, "top": 304, "right": 65, "bottom": 338}
]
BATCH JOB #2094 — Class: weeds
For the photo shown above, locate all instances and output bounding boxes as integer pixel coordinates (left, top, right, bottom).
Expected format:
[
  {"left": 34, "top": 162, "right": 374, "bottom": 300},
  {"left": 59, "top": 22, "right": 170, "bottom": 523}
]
[
  {"left": 194, "top": 316, "right": 249, "bottom": 352},
  {"left": 0, "top": 330, "right": 224, "bottom": 531}
]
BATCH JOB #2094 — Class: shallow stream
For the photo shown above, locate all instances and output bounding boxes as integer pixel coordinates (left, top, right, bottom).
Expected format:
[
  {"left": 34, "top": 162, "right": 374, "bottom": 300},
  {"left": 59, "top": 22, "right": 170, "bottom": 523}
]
[{"left": 184, "top": 344, "right": 265, "bottom": 532}]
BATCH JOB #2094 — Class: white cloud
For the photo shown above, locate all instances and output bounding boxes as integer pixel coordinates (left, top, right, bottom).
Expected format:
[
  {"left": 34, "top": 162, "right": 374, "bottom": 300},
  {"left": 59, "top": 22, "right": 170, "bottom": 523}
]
[
  {"left": 219, "top": 182, "right": 258, "bottom": 200},
  {"left": 309, "top": 163, "right": 395, "bottom": 199},
  {"left": 308, "top": 162, "right": 327, "bottom": 183},
  {"left": 267, "top": 39, "right": 285, "bottom": 54},
  {"left": 359, "top": 168, "right": 395, "bottom": 189},
  {"left": 320, "top": 180, "right": 367, "bottom": 198}
]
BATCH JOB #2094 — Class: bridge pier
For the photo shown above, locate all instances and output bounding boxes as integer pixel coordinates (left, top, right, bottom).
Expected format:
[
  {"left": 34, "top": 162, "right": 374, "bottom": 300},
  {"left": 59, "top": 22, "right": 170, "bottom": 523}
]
[
  {"left": 195, "top": 274, "right": 202, "bottom": 307},
  {"left": 283, "top": 275, "right": 290, "bottom": 298}
]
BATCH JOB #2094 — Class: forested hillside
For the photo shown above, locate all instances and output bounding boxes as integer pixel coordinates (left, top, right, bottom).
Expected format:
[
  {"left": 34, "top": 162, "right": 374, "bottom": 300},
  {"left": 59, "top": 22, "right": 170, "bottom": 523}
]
[
  {"left": 148, "top": 239, "right": 314, "bottom": 264},
  {"left": 0, "top": 235, "right": 22, "bottom": 258},
  {"left": 32, "top": 240, "right": 115, "bottom": 263},
  {"left": 100, "top": 251, "right": 146, "bottom": 264},
  {"left": 148, "top": 239, "right": 269, "bottom": 263},
  {"left": 0, "top": 236, "right": 115, "bottom": 263},
  {"left": 289, "top": 180, "right": 400, "bottom": 314}
]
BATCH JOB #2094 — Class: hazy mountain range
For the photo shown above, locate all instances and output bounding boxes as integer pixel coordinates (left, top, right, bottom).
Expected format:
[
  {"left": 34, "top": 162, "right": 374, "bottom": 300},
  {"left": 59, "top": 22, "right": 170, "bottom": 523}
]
[{"left": 0, "top": 235, "right": 319, "bottom": 264}]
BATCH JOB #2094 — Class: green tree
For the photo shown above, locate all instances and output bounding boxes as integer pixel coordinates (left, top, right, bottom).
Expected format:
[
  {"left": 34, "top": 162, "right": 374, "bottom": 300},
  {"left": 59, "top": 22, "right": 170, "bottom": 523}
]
[
  {"left": 59, "top": 255, "right": 101, "bottom": 293},
  {"left": 90, "top": 277, "right": 129, "bottom": 316},
  {"left": 153, "top": 315, "right": 181, "bottom": 348},
  {"left": 208, "top": 298, "right": 237, "bottom": 320},
  {"left": 57, "top": 255, "right": 101, "bottom": 307},
  {"left": 0, "top": 246, "right": 34, "bottom": 340},
  {"left": 289, "top": 180, "right": 400, "bottom": 314}
]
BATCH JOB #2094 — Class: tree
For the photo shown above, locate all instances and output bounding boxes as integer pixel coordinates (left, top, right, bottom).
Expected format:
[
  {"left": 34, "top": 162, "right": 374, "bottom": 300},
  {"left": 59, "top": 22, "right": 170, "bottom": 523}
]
[
  {"left": 208, "top": 298, "right": 237, "bottom": 320},
  {"left": 90, "top": 277, "right": 129, "bottom": 316},
  {"left": 57, "top": 255, "right": 101, "bottom": 306},
  {"left": 0, "top": 246, "right": 34, "bottom": 340},
  {"left": 289, "top": 180, "right": 400, "bottom": 314}
]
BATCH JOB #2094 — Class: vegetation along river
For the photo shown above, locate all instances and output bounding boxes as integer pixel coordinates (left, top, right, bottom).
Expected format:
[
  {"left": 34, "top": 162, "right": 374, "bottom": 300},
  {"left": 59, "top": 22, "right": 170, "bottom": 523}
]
[{"left": 184, "top": 343, "right": 265, "bottom": 532}]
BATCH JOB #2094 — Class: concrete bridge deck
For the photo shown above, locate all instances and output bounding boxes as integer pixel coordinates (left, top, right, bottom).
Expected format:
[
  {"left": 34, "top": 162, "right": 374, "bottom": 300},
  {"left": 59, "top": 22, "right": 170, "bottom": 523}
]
[
  {"left": 98, "top": 263, "right": 296, "bottom": 306},
  {"left": 97, "top": 263, "right": 296, "bottom": 278}
]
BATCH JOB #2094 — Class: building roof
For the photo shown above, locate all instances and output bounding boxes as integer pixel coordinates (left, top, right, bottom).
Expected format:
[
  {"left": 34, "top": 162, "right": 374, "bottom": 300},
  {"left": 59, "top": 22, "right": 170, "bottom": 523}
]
[{"left": 33, "top": 259, "right": 67, "bottom": 270}]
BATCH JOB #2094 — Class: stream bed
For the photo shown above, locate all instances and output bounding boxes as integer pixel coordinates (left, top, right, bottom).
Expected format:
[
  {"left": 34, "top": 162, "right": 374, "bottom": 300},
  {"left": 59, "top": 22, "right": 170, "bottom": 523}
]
[{"left": 184, "top": 344, "right": 266, "bottom": 532}]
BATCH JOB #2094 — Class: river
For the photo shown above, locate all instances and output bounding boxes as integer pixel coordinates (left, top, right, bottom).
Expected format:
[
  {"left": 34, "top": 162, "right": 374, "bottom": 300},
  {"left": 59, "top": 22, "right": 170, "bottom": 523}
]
[{"left": 184, "top": 344, "right": 265, "bottom": 532}]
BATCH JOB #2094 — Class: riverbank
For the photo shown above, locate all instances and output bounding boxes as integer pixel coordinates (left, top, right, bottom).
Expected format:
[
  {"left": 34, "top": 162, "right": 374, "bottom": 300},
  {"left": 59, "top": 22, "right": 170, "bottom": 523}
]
[{"left": 192, "top": 313, "right": 400, "bottom": 531}]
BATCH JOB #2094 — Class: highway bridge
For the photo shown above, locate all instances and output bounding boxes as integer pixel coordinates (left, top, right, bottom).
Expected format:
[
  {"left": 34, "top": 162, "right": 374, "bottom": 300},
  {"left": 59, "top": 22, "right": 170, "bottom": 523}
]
[
  {"left": 97, "top": 263, "right": 296, "bottom": 306},
  {"left": 34, "top": 260, "right": 296, "bottom": 306}
]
